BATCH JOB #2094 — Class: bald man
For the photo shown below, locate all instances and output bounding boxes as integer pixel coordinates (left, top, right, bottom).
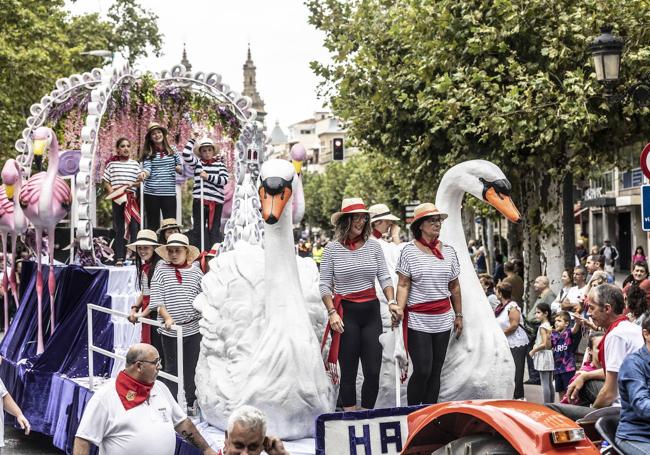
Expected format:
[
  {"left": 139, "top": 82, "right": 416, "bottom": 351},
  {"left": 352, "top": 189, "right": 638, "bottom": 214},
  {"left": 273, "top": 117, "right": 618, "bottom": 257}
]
[
  {"left": 524, "top": 276, "right": 556, "bottom": 385},
  {"left": 74, "top": 343, "right": 217, "bottom": 455}
]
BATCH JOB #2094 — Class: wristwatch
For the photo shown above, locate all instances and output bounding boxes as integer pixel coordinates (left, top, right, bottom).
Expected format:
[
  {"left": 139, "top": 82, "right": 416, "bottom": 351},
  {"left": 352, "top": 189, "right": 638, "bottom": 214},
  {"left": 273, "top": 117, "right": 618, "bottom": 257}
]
[{"left": 455, "top": 312, "right": 463, "bottom": 318}]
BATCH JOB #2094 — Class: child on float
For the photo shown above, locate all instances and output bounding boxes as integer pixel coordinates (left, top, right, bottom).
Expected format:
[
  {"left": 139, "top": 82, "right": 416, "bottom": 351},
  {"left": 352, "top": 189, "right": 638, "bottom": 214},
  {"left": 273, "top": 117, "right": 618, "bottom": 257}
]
[
  {"left": 0, "top": 377, "right": 31, "bottom": 447},
  {"left": 150, "top": 233, "right": 203, "bottom": 415},
  {"left": 126, "top": 229, "right": 163, "bottom": 354},
  {"left": 139, "top": 123, "right": 182, "bottom": 232},
  {"left": 552, "top": 310, "right": 583, "bottom": 400},
  {"left": 102, "top": 137, "right": 144, "bottom": 266},
  {"left": 182, "top": 134, "right": 229, "bottom": 248},
  {"left": 156, "top": 218, "right": 182, "bottom": 244},
  {"left": 528, "top": 302, "right": 555, "bottom": 403}
]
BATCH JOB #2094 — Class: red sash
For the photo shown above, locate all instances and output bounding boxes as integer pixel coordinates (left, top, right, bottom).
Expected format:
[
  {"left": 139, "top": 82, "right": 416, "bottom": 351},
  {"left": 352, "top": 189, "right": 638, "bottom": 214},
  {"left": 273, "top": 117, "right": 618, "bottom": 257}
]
[
  {"left": 140, "top": 295, "right": 151, "bottom": 344},
  {"left": 115, "top": 370, "right": 154, "bottom": 410},
  {"left": 321, "top": 288, "right": 377, "bottom": 383},
  {"left": 399, "top": 298, "right": 451, "bottom": 382},
  {"left": 203, "top": 200, "right": 219, "bottom": 230},
  {"left": 598, "top": 315, "right": 628, "bottom": 372},
  {"left": 124, "top": 192, "right": 141, "bottom": 240}
]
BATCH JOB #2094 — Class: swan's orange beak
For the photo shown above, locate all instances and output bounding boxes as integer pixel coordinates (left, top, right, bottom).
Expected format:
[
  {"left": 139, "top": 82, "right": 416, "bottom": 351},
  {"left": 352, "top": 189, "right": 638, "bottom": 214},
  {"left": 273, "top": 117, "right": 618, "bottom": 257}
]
[
  {"left": 259, "top": 186, "right": 292, "bottom": 225},
  {"left": 32, "top": 138, "right": 47, "bottom": 156},
  {"left": 4, "top": 184, "right": 14, "bottom": 200},
  {"left": 485, "top": 187, "right": 521, "bottom": 222}
]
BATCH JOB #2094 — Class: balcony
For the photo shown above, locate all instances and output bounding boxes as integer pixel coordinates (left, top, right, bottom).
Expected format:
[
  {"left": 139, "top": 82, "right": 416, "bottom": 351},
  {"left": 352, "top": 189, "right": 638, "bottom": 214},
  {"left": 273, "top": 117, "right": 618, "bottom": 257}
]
[{"left": 621, "top": 167, "right": 644, "bottom": 190}]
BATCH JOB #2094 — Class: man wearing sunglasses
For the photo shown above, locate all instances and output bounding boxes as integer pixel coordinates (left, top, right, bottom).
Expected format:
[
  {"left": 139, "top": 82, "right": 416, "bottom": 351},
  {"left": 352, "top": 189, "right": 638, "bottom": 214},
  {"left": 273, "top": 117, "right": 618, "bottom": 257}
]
[{"left": 73, "top": 343, "right": 217, "bottom": 455}]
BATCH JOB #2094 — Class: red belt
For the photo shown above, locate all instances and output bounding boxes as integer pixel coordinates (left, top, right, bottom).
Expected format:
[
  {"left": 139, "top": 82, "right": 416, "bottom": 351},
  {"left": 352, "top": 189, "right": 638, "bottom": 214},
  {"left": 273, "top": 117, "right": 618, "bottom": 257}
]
[{"left": 321, "top": 287, "right": 377, "bottom": 383}]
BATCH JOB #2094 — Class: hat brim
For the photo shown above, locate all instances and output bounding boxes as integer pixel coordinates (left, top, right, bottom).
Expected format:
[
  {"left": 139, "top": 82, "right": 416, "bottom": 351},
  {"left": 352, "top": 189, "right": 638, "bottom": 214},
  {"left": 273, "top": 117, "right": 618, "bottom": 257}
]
[
  {"left": 147, "top": 126, "right": 168, "bottom": 137},
  {"left": 331, "top": 209, "right": 369, "bottom": 226},
  {"left": 193, "top": 143, "right": 216, "bottom": 156},
  {"left": 412, "top": 212, "right": 448, "bottom": 226},
  {"left": 371, "top": 214, "right": 400, "bottom": 222},
  {"left": 126, "top": 239, "right": 160, "bottom": 252},
  {"left": 156, "top": 224, "right": 183, "bottom": 235},
  {"left": 155, "top": 244, "right": 201, "bottom": 264}
]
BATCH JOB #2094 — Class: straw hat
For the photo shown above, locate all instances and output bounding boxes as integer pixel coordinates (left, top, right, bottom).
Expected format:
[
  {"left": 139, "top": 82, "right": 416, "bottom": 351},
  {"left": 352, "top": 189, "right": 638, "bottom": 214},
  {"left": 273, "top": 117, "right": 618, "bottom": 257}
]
[
  {"left": 411, "top": 202, "right": 448, "bottom": 224},
  {"left": 369, "top": 203, "right": 400, "bottom": 223},
  {"left": 155, "top": 233, "right": 201, "bottom": 263},
  {"left": 330, "top": 197, "right": 369, "bottom": 225},
  {"left": 193, "top": 137, "right": 216, "bottom": 157},
  {"left": 146, "top": 122, "right": 168, "bottom": 137},
  {"left": 126, "top": 230, "right": 160, "bottom": 252},
  {"left": 156, "top": 218, "right": 182, "bottom": 234}
]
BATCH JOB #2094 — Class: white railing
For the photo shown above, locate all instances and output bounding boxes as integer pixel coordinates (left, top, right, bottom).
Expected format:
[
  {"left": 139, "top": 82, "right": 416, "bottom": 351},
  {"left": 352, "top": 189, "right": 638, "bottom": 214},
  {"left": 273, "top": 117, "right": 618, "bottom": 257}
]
[{"left": 86, "top": 303, "right": 186, "bottom": 409}]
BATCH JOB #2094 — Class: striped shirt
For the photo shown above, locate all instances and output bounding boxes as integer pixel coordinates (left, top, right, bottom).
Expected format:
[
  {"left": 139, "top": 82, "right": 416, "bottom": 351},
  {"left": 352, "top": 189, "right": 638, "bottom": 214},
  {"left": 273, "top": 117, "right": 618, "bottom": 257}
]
[
  {"left": 149, "top": 263, "right": 203, "bottom": 337},
  {"left": 182, "top": 140, "right": 229, "bottom": 203},
  {"left": 396, "top": 241, "right": 460, "bottom": 333},
  {"left": 102, "top": 160, "right": 141, "bottom": 193},
  {"left": 319, "top": 240, "right": 392, "bottom": 298},
  {"left": 142, "top": 147, "right": 181, "bottom": 196}
]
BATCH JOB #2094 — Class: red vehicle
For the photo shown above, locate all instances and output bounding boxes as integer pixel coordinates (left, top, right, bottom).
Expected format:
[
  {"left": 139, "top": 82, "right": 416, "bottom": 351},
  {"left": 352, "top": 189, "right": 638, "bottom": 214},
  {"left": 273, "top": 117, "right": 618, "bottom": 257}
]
[{"left": 401, "top": 400, "right": 600, "bottom": 454}]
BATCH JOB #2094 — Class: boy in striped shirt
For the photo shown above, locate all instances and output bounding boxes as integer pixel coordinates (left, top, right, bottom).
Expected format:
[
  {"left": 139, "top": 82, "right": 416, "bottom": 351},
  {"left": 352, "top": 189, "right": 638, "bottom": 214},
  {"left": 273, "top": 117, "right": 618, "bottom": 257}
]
[{"left": 182, "top": 135, "right": 229, "bottom": 248}]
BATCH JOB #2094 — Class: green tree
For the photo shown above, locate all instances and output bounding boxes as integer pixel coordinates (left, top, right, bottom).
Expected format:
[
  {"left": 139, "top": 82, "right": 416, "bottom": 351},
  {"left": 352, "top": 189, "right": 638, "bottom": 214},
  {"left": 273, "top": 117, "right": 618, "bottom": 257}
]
[
  {"left": 307, "top": 0, "right": 650, "bottom": 285},
  {"left": 0, "top": 0, "right": 162, "bottom": 158}
]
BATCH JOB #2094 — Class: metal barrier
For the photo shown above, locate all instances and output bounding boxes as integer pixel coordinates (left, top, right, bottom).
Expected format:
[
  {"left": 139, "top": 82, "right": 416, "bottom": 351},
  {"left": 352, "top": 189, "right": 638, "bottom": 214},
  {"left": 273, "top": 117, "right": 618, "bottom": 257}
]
[{"left": 86, "top": 303, "right": 186, "bottom": 409}]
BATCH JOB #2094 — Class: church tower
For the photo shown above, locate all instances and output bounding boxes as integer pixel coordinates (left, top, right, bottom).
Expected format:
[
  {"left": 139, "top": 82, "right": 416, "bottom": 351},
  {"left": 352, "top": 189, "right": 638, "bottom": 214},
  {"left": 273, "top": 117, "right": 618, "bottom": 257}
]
[
  {"left": 181, "top": 43, "right": 192, "bottom": 72},
  {"left": 242, "top": 45, "right": 266, "bottom": 126}
]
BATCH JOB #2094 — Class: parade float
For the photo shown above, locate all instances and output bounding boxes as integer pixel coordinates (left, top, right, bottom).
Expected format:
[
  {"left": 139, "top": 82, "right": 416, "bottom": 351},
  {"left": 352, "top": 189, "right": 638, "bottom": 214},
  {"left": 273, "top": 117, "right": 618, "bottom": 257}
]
[{"left": 0, "top": 53, "right": 609, "bottom": 455}]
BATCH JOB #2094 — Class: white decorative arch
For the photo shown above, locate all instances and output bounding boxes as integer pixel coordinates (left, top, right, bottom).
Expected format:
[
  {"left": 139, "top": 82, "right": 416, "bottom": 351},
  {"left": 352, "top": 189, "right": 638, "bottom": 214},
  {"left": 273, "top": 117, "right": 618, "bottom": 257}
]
[{"left": 15, "top": 54, "right": 265, "bottom": 251}]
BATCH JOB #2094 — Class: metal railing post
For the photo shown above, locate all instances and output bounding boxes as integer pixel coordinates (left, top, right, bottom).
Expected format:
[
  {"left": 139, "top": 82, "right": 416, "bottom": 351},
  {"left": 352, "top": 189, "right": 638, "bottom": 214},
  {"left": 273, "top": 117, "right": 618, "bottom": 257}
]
[
  {"left": 176, "top": 325, "right": 186, "bottom": 409},
  {"left": 87, "top": 304, "right": 94, "bottom": 391}
]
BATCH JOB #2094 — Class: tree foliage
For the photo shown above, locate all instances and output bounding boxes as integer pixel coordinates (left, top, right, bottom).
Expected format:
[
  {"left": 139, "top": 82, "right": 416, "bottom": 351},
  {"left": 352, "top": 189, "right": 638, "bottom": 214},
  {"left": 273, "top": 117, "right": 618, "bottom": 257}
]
[{"left": 0, "top": 0, "right": 162, "bottom": 158}]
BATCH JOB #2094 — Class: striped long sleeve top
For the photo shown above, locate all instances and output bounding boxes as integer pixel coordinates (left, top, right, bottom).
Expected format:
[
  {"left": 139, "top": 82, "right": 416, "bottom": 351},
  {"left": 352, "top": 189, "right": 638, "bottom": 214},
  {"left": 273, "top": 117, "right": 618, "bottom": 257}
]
[
  {"left": 396, "top": 241, "right": 460, "bottom": 333},
  {"left": 319, "top": 240, "right": 392, "bottom": 298},
  {"left": 149, "top": 263, "right": 204, "bottom": 337},
  {"left": 141, "top": 146, "right": 181, "bottom": 196},
  {"left": 182, "top": 139, "right": 229, "bottom": 204}
]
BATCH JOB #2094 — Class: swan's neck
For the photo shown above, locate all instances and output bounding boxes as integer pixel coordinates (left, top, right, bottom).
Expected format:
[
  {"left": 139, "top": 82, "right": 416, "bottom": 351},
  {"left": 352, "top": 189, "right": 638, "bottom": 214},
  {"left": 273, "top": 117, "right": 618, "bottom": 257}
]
[
  {"left": 264, "top": 195, "right": 302, "bottom": 303},
  {"left": 436, "top": 174, "right": 466, "bottom": 250}
]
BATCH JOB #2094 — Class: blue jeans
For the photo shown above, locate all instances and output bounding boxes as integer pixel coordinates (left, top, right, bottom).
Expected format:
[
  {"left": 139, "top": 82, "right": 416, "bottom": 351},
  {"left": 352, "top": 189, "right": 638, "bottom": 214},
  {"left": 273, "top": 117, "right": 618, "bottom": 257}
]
[{"left": 616, "top": 437, "right": 650, "bottom": 455}]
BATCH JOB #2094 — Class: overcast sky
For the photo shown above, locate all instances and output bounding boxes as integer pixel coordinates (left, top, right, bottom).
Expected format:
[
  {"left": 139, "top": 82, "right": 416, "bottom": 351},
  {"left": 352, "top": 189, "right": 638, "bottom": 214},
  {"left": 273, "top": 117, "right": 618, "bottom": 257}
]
[{"left": 66, "top": 0, "right": 332, "bottom": 131}]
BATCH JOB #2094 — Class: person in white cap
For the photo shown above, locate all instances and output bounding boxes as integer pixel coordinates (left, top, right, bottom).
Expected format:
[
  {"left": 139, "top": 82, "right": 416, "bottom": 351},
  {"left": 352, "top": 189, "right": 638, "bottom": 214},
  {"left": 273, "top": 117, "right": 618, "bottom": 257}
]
[
  {"left": 150, "top": 233, "right": 203, "bottom": 415},
  {"left": 319, "top": 197, "right": 395, "bottom": 411},
  {"left": 369, "top": 203, "right": 401, "bottom": 243},
  {"left": 182, "top": 133, "right": 229, "bottom": 249},
  {"left": 391, "top": 202, "right": 463, "bottom": 405}
]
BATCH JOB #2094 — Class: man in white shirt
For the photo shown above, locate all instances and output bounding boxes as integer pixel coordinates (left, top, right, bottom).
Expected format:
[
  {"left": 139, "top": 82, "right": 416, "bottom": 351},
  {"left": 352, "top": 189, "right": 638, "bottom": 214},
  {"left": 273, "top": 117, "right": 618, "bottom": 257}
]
[
  {"left": 547, "top": 284, "right": 643, "bottom": 420},
  {"left": 73, "top": 343, "right": 217, "bottom": 455}
]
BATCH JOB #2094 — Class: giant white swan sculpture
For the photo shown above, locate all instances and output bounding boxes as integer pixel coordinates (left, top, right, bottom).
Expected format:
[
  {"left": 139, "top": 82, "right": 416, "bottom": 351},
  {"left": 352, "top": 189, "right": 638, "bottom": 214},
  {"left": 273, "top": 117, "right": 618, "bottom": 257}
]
[
  {"left": 435, "top": 159, "right": 521, "bottom": 400},
  {"left": 194, "top": 159, "right": 333, "bottom": 439}
]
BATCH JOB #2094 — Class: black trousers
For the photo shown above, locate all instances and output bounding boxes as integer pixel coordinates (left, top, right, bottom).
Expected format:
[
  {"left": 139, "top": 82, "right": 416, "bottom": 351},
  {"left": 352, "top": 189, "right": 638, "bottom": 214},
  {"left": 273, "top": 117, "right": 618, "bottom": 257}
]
[
  {"left": 407, "top": 328, "right": 451, "bottom": 405},
  {"left": 338, "top": 299, "right": 383, "bottom": 409},
  {"left": 190, "top": 199, "right": 223, "bottom": 249},
  {"left": 161, "top": 332, "right": 201, "bottom": 406},
  {"left": 144, "top": 194, "right": 176, "bottom": 232},
  {"left": 111, "top": 201, "right": 139, "bottom": 262},
  {"left": 511, "top": 345, "right": 527, "bottom": 399}
]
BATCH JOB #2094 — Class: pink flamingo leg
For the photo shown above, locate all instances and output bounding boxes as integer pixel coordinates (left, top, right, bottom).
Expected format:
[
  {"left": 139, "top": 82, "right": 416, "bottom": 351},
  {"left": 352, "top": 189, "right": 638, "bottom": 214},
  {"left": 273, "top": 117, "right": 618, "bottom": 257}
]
[
  {"left": 47, "top": 227, "right": 56, "bottom": 334},
  {"left": 1, "top": 232, "right": 8, "bottom": 333},
  {"left": 35, "top": 230, "right": 44, "bottom": 354},
  {"left": 9, "top": 235, "right": 19, "bottom": 308}
]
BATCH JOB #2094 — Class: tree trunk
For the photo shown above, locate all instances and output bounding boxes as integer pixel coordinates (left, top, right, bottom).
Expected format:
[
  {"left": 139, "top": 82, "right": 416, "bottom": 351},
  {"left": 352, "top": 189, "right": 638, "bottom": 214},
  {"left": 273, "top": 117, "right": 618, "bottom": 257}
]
[
  {"left": 521, "top": 175, "right": 542, "bottom": 311},
  {"left": 537, "top": 172, "right": 565, "bottom": 290},
  {"left": 563, "top": 172, "right": 576, "bottom": 270}
]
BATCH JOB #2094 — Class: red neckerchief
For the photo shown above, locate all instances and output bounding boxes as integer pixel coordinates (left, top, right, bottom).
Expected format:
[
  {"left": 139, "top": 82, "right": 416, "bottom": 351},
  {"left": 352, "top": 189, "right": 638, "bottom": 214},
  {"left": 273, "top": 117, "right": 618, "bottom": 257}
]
[
  {"left": 201, "top": 158, "right": 217, "bottom": 165},
  {"left": 123, "top": 192, "right": 141, "bottom": 240},
  {"left": 142, "top": 262, "right": 151, "bottom": 276},
  {"left": 372, "top": 229, "right": 382, "bottom": 239},
  {"left": 115, "top": 370, "right": 154, "bottom": 410},
  {"left": 321, "top": 287, "right": 377, "bottom": 384},
  {"left": 494, "top": 300, "right": 510, "bottom": 317},
  {"left": 154, "top": 144, "right": 165, "bottom": 159},
  {"left": 343, "top": 235, "right": 363, "bottom": 250},
  {"left": 598, "top": 315, "right": 629, "bottom": 372},
  {"left": 170, "top": 262, "right": 190, "bottom": 284},
  {"left": 417, "top": 237, "right": 444, "bottom": 259},
  {"left": 108, "top": 155, "right": 129, "bottom": 163}
]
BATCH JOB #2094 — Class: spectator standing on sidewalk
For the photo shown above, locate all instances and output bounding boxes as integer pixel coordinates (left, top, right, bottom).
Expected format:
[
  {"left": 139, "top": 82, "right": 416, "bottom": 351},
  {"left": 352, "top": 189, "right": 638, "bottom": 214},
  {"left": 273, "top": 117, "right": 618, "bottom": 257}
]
[
  {"left": 600, "top": 240, "right": 619, "bottom": 277},
  {"left": 502, "top": 261, "right": 524, "bottom": 309},
  {"left": 525, "top": 276, "right": 556, "bottom": 385}
]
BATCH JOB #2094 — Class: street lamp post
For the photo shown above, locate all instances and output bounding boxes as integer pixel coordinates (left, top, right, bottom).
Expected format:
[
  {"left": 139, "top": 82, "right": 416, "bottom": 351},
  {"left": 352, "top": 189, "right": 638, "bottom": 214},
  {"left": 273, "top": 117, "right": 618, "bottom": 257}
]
[{"left": 589, "top": 26, "right": 650, "bottom": 106}]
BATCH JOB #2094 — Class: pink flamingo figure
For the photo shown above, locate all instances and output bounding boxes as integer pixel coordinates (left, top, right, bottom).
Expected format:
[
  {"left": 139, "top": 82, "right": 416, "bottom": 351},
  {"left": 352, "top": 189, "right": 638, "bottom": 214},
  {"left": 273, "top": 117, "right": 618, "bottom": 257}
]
[
  {"left": 0, "top": 159, "right": 28, "bottom": 332},
  {"left": 20, "top": 127, "right": 71, "bottom": 354}
]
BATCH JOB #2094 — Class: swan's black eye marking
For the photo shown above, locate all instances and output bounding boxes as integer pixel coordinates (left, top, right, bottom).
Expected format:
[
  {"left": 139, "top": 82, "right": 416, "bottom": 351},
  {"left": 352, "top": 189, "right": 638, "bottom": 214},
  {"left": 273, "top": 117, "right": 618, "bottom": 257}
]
[
  {"left": 262, "top": 177, "right": 292, "bottom": 196},
  {"left": 480, "top": 177, "right": 512, "bottom": 201}
]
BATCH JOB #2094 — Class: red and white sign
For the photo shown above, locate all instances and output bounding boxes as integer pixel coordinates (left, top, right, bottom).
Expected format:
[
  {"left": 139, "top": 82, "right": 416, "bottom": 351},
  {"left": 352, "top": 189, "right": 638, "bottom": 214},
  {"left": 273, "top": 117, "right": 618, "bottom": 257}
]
[{"left": 640, "top": 143, "right": 650, "bottom": 180}]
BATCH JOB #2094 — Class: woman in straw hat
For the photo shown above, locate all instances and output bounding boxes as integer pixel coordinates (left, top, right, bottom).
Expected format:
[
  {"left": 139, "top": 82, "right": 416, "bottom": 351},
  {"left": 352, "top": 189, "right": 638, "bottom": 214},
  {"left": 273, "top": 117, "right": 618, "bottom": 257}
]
[
  {"left": 391, "top": 202, "right": 463, "bottom": 405},
  {"left": 369, "top": 203, "right": 401, "bottom": 243},
  {"left": 156, "top": 218, "right": 182, "bottom": 243},
  {"left": 138, "top": 122, "right": 182, "bottom": 232},
  {"left": 102, "top": 137, "right": 145, "bottom": 266},
  {"left": 126, "top": 229, "right": 162, "bottom": 350},
  {"left": 150, "top": 233, "right": 203, "bottom": 415},
  {"left": 319, "top": 198, "right": 395, "bottom": 411},
  {"left": 181, "top": 132, "right": 229, "bottom": 248}
]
